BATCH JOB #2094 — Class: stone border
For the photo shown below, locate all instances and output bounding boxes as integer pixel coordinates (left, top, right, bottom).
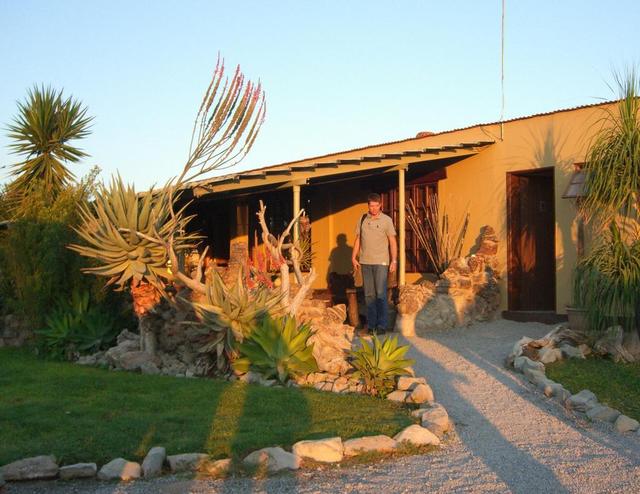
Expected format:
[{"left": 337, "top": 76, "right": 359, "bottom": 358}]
[
  {"left": 0, "top": 375, "right": 454, "bottom": 486},
  {"left": 507, "top": 333, "right": 640, "bottom": 437},
  {"left": 0, "top": 416, "right": 452, "bottom": 484}
]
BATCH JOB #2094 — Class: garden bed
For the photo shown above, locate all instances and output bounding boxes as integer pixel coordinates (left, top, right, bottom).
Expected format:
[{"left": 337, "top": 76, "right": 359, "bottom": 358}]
[
  {"left": 0, "top": 348, "right": 413, "bottom": 466},
  {"left": 546, "top": 356, "right": 640, "bottom": 422}
]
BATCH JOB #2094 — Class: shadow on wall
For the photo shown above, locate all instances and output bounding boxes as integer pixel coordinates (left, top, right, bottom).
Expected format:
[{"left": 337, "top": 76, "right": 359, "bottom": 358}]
[{"left": 327, "top": 233, "right": 355, "bottom": 305}]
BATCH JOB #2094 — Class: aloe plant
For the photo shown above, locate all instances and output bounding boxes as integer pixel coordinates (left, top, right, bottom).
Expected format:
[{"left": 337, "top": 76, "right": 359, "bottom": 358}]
[
  {"left": 190, "top": 268, "right": 284, "bottom": 372},
  {"left": 349, "top": 335, "right": 415, "bottom": 397},
  {"left": 232, "top": 315, "right": 318, "bottom": 383}
]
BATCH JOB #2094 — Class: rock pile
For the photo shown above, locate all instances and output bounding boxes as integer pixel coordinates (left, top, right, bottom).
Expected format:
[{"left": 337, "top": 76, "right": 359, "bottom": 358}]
[
  {"left": 395, "top": 226, "right": 501, "bottom": 336},
  {"left": 507, "top": 325, "right": 640, "bottom": 436}
]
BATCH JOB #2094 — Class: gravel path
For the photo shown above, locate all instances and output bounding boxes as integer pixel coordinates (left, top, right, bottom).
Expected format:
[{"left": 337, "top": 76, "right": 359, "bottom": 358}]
[{"left": 9, "top": 319, "right": 640, "bottom": 493}]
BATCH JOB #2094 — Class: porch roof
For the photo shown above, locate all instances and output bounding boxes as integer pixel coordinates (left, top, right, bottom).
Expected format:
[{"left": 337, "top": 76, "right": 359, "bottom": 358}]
[{"left": 189, "top": 140, "right": 494, "bottom": 197}]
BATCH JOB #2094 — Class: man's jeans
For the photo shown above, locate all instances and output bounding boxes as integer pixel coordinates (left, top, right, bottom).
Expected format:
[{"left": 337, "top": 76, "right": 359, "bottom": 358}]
[{"left": 361, "top": 264, "right": 388, "bottom": 331}]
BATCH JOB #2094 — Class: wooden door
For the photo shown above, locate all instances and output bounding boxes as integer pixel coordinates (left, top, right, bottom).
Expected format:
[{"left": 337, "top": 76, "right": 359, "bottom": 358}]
[{"left": 507, "top": 168, "right": 556, "bottom": 310}]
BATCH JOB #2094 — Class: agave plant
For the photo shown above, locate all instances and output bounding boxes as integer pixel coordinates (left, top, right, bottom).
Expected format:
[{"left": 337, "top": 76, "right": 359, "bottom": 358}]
[
  {"left": 349, "top": 335, "right": 415, "bottom": 397},
  {"left": 191, "top": 268, "right": 284, "bottom": 372},
  {"left": 232, "top": 315, "right": 318, "bottom": 383},
  {"left": 7, "top": 86, "right": 93, "bottom": 201}
]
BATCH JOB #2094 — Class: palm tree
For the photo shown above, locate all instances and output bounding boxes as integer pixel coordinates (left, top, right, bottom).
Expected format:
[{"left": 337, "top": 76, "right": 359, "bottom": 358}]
[{"left": 6, "top": 86, "right": 93, "bottom": 202}]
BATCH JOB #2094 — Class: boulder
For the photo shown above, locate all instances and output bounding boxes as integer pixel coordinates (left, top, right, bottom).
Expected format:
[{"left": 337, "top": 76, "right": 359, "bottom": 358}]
[
  {"left": 393, "top": 425, "right": 440, "bottom": 446},
  {"left": 0, "top": 455, "right": 58, "bottom": 481},
  {"left": 614, "top": 415, "right": 640, "bottom": 433},
  {"left": 292, "top": 437, "right": 343, "bottom": 463},
  {"left": 199, "top": 458, "right": 232, "bottom": 476},
  {"left": 514, "top": 356, "right": 545, "bottom": 373},
  {"left": 523, "top": 368, "right": 547, "bottom": 386},
  {"left": 243, "top": 447, "right": 300, "bottom": 472},
  {"left": 386, "top": 390, "right": 410, "bottom": 402},
  {"left": 97, "top": 458, "right": 141, "bottom": 481},
  {"left": 407, "top": 383, "right": 434, "bottom": 404},
  {"left": 396, "top": 376, "right": 427, "bottom": 391},
  {"left": 167, "top": 453, "right": 208, "bottom": 473},
  {"left": 118, "top": 351, "right": 159, "bottom": 372},
  {"left": 509, "top": 337, "right": 533, "bottom": 361},
  {"left": 142, "top": 446, "right": 166, "bottom": 478},
  {"left": 538, "top": 347, "right": 563, "bottom": 364},
  {"left": 420, "top": 403, "right": 451, "bottom": 437},
  {"left": 343, "top": 435, "right": 397, "bottom": 456},
  {"left": 307, "top": 321, "right": 354, "bottom": 375},
  {"left": 586, "top": 405, "right": 621, "bottom": 423},
  {"left": 559, "top": 344, "right": 585, "bottom": 359},
  {"left": 566, "top": 390, "right": 598, "bottom": 412},
  {"left": 59, "top": 463, "right": 97, "bottom": 480}
]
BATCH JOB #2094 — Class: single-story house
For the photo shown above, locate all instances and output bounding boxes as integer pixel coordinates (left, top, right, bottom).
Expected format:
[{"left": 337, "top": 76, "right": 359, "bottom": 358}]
[{"left": 179, "top": 101, "right": 613, "bottom": 319}]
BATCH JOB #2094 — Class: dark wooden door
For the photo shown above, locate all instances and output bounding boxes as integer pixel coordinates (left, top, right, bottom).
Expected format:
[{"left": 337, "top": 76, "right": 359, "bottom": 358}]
[{"left": 507, "top": 168, "right": 556, "bottom": 310}]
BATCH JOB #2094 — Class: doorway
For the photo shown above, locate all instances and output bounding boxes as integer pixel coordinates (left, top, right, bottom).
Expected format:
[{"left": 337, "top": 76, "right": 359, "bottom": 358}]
[{"left": 507, "top": 168, "right": 556, "bottom": 311}]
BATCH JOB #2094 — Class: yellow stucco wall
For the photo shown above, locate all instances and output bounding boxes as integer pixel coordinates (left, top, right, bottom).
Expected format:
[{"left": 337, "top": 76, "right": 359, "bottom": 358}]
[{"left": 300, "top": 103, "right": 615, "bottom": 313}]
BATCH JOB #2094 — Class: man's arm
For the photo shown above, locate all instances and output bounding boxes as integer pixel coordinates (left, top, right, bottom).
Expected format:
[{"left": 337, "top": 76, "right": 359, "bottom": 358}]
[
  {"left": 352, "top": 235, "right": 361, "bottom": 271},
  {"left": 388, "top": 234, "right": 398, "bottom": 273}
]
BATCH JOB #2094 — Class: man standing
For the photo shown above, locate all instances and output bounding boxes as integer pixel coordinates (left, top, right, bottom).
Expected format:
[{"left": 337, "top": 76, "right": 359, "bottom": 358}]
[{"left": 352, "top": 193, "right": 398, "bottom": 334}]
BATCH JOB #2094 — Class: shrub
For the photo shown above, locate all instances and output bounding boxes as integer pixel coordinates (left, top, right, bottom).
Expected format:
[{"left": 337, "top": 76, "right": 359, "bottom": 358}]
[
  {"left": 232, "top": 315, "right": 318, "bottom": 383},
  {"left": 349, "top": 335, "right": 414, "bottom": 397},
  {"left": 35, "top": 289, "right": 119, "bottom": 360}
]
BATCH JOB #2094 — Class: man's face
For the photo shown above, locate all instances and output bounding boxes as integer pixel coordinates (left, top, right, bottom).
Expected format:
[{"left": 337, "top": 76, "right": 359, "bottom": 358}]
[{"left": 368, "top": 200, "right": 381, "bottom": 216}]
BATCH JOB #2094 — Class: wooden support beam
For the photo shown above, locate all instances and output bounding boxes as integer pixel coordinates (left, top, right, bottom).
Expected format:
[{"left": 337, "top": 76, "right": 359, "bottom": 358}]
[{"left": 398, "top": 167, "right": 406, "bottom": 286}]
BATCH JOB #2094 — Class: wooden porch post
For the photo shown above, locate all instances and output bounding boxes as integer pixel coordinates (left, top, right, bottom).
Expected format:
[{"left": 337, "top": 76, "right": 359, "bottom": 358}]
[
  {"left": 292, "top": 184, "right": 301, "bottom": 242},
  {"left": 398, "top": 167, "right": 406, "bottom": 286}
]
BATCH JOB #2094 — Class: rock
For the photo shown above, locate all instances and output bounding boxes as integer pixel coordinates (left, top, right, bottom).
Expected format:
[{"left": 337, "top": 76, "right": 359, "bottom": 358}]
[
  {"left": 614, "top": 415, "right": 640, "bottom": 433},
  {"left": 343, "top": 435, "right": 397, "bottom": 456},
  {"left": 292, "top": 437, "right": 343, "bottom": 463},
  {"left": 393, "top": 425, "right": 440, "bottom": 446},
  {"left": 509, "top": 337, "right": 533, "bottom": 360},
  {"left": 411, "top": 408, "right": 430, "bottom": 419},
  {"left": 308, "top": 321, "right": 354, "bottom": 375},
  {"left": 386, "top": 390, "right": 410, "bottom": 402},
  {"left": 586, "top": 405, "right": 621, "bottom": 423},
  {"left": 552, "top": 385, "right": 572, "bottom": 404},
  {"left": 97, "top": 458, "right": 141, "bottom": 481},
  {"left": 420, "top": 403, "right": 451, "bottom": 437},
  {"left": 396, "top": 376, "right": 427, "bottom": 391},
  {"left": 593, "top": 326, "right": 636, "bottom": 363},
  {"left": 140, "top": 361, "right": 161, "bottom": 375},
  {"left": 0, "top": 472, "right": 4, "bottom": 489},
  {"left": 59, "top": 463, "right": 97, "bottom": 480},
  {"left": 116, "top": 329, "right": 139, "bottom": 344},
  {"left": 538, "top": 347, "right": 563, "bottom": 364},
  {"left": 243, "top": 447, "right": 300, "bottom": 472},
  {"left": 566, "top": 390, "right": 598, "bottom": 412},
  {"left": 0, "top": 455, "right": 58, "bottom": 481},
  {"left": 199, "top": 458, "right": 232, "bottom": 476},
  {"left": 142, "top": 446, "right": 166, "bottom": 478},
  {"left": 119, "top": 351, "right": 158, "bottom": 371},
  {"left": 167, "top": 453, "right": 208, "bottom": 473},
  {"left": 523, "top": 368, "right": 547, "bottom": 386},
  {"left": 407, "top": 383, "right": 434, "bottom": 404},
  {"left": 559, "top": 344, "right": 585, "bottom": 359},
  {"left": 239, "top": 371, "right": 262, "bottom": 384},
  {"left": 537, "top": 378, "right": 556, "bottom": 396},
  {"left": 514, "top": 356, "right": 545, "bottom": 373}
]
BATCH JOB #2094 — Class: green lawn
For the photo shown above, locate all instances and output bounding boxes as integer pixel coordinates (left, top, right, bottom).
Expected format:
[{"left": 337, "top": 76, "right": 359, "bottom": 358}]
[
  {"left": 0, "top": 348, "right": 413, "bottom": 466},
  {"left": 546, "top": 356, "right": 640, "bottom": 421}
]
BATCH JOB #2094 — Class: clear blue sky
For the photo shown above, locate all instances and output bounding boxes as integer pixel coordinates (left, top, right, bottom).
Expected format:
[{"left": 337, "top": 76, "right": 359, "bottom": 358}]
[{"left": 1, "top": 0, "right": 638, "bottom": 189}]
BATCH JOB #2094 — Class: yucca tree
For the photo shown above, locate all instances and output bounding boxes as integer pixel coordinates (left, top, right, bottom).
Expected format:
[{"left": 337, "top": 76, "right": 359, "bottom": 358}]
[
  {"left": 70, "top": 56, "right": 266, "bottom": 357},
  {"left": 6, "top": 86, "right": 93, "bottom": 204},
  {"left": 575, "top": 69, "right": 640, "bottom": 345}
]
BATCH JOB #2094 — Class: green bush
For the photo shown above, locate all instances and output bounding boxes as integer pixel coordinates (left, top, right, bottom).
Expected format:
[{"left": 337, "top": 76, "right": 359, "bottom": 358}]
[
  {"left": 232, "top": 315, "right": 318, "bottom": 383},
  {"left": 35, "top": 289, "right": 119, "bottom": 360},
  {"left": 0, "top": 171, "right": 134, "bottom": 332},
  {"left": 350, "top": 335, "right": 415, "bottom": 397}
]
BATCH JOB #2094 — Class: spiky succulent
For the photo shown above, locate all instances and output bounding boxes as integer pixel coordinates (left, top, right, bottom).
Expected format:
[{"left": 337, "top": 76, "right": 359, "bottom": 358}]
[
  {"left": 69, "top": 175, "right": 198, "bottom": 290},
  {"left": 192, "top": 268, "right": 284, "bottom": 341},
  {"left": 349, "top": 335, "right": 415, "bottom": 397},
  {"left": 232, "top": 315, "right": 318, "bottom": 383}
]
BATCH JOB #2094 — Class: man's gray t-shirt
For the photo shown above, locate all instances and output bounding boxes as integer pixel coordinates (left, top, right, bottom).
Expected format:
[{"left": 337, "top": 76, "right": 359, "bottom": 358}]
[{"left": 355, "top": 212, "right": 396, "bottom": 265}]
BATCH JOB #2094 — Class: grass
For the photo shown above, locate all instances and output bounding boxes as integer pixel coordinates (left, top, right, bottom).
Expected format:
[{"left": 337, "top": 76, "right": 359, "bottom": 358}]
[
  {"left": 0, "top": 348, "right": 414, "bottom": 466},
  {"left": 546, "top": 356, "right": 640, "bottom": 421}
]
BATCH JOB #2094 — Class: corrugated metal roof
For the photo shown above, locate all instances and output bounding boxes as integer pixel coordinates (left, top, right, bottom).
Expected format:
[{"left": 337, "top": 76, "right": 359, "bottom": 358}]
[{"left": 188, "top": 99, "right": 615, "bottom": 191}]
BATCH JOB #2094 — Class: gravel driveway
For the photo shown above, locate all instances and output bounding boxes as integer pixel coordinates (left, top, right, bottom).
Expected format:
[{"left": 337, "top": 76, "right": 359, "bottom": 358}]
[{"left": 9, "top": 319, "right": 640, "bottom": 493}]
